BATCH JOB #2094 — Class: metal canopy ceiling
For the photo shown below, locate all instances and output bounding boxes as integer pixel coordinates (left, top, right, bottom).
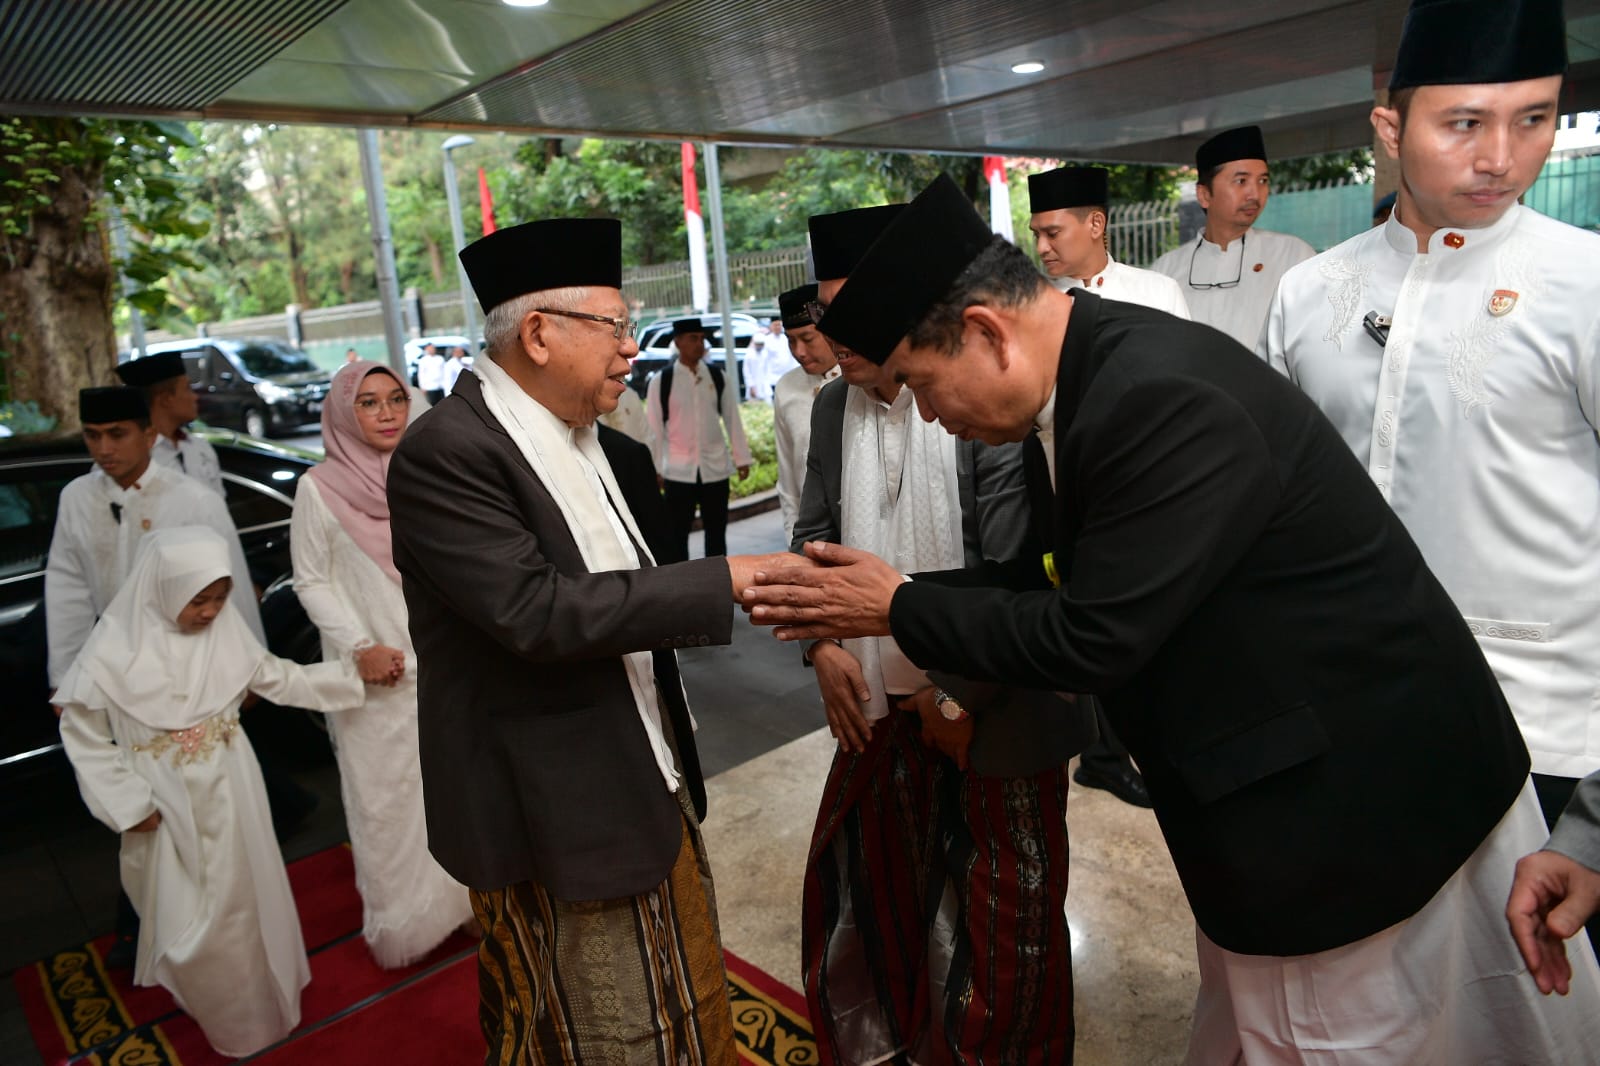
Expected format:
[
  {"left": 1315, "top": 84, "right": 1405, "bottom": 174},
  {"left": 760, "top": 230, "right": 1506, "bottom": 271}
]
[{"left": 4, "top": 0, "right": 1600, "bottom": 164}]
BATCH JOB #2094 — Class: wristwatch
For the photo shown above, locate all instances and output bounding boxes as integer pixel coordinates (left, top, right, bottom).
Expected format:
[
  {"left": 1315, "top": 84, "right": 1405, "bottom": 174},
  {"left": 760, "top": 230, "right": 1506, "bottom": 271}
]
[{"left": 933, "top": 689, "right": 968, "bottom": 722}]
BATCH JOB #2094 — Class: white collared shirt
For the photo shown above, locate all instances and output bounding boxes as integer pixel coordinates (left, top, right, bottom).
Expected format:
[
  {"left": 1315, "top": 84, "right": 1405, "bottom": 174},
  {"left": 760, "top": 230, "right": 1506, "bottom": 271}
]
[
  {"left": 1151, "top": 227, "right": 1314, "bottom": 348},
  {"left": 1051, "top": 255, "right": 1192, "bottom": 320},
  {"left": 151, "top": 430, "right": 224, "bottom": 497},
  {"left": 415, "top": 353, "right": 446, "bottom": 392},
  {"left": 1034, "top": 385, "right": 1059, "bottom": 491},
  {"left": 772, "top": 363, "right": 841, "bottom": 541},
  {"left": 1263, "top": 204, "right": 1600, "bottom": 778},
  {"left": 645, "top": 355, "right": 752, "bottom": 483}
]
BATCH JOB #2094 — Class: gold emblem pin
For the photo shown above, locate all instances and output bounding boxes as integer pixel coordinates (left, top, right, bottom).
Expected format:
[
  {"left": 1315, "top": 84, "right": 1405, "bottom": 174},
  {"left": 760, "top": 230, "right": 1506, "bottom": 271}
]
[
  {"left": 140, "top": 518, "right": 152, "bottom": 531},
  {"left": 1488, "top": 289, "right": 1518, "bottom": 317}
]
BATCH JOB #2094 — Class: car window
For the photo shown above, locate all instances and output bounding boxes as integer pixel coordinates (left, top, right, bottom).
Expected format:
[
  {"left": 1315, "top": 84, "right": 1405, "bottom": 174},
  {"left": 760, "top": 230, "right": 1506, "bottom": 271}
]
[
  {"left": 180, "top": 349, "right": 209, "bottom": 386},
  {"left": 0, "top": 460, "right": 89, "bottom": 581},
  {"left": 235, "top": 342, "right": 317, "bottom": 377}
]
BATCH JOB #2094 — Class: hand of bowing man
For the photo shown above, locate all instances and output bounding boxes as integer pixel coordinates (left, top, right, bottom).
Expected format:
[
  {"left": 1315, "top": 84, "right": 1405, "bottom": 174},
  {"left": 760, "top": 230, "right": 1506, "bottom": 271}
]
[{"left": 744, "top": 541, "right": 903, "bottom": 642}]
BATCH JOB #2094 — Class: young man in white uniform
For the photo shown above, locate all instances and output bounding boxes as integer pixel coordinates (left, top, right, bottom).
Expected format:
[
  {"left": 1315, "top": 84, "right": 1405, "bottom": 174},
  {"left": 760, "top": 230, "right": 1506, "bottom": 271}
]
[
  {"left": 115, "top": 351, "right": 225, "bottom": 497},
  {"left": 769, "top": 284, "right": 839, "bottom": 543},
  {"left": 1150, "top": 126, "right": 1314, "bottom": 348},
  {"left": 1265, "top": 0, "right": 1600, "bottom": 955},
  {"left": 1027, "top": 164, "right": 1189, "bottom": 319}
]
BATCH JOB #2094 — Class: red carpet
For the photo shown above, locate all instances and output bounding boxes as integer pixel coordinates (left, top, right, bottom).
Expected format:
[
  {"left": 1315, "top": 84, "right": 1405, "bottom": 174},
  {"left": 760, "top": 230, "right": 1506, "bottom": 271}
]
[{"left": 13, "top": 845, "right": 814, "bottom": 1064}]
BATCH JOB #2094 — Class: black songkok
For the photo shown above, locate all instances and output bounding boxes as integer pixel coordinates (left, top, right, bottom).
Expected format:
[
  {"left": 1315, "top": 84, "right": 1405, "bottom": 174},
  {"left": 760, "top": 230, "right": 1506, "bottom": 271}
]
[
  {"left": 1196, "top": 126, "right": 1268, "bottom": 174},
  {"left": 459, "top": 218, "right": 623, "bottom": 314},
  {"left": 808, "top": 205, "right": 907, "bottom": 282},
  {"left": 1389, "top": 0, "right": 1567, "bottom": 90},
  {"left": 80, "top": 386, "right": 149, "bottom": 425},
  {"left": 1028, "top": 166, "right": 1110, "bottom": 212},
  {"left": 114, "top": 351, "right": 186, "bottom": 387},
  {"left": 778, "top": 284, "right": 818, "bottom": 331},
  {"left": 671, "top": 317, "right": 704, "bottom": 338},
  {"left": 817, "top": 174, "right": 993, "bottom": 366}
]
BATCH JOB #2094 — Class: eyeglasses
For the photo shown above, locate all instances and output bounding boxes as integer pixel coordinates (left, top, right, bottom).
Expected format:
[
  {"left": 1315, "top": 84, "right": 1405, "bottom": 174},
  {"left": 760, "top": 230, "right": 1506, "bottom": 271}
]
[
  {"left": 535, "top": 307, "right": 637, "bottom": 342},
  {"left": 354, "top": 394, "right": 411, "bottom": 414},
  {"left": 1187, "top": 232, "right": 1246, "bottom": 290},
  {"left": 804, "top": 299, "right": 828, "bottom": 326}
]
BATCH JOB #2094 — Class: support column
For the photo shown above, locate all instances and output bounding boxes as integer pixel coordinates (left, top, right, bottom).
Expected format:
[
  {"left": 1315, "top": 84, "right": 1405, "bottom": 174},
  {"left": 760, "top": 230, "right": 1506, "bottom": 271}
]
[
  {"left": 358, "top": 129, "right": 409, "bottom": 378},
  {"left": 1372, "top": 0, "right": 1410, "bottom": 203}
]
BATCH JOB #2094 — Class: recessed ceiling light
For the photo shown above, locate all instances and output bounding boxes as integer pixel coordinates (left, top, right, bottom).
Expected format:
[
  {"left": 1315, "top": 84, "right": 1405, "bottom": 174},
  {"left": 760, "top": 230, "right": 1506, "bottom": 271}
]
[
  {"left": 502, "top": 0, "right": 549, "bottom": 7},
  {"left": 1011, "top": 61, "right": 1044, "bottom": 75}
]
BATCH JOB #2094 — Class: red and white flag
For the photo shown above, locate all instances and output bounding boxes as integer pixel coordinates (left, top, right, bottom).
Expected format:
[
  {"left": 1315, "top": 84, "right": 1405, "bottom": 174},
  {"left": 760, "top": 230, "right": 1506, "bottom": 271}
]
[
  {"left": 984, "top": 156, "right": 1014, "bottom": 243},
  {"left": 681, "top": 144, "right": 710, "bottom": 312},
  {"left": 477, "top": 167, "right": 497, "bottom": 235}
]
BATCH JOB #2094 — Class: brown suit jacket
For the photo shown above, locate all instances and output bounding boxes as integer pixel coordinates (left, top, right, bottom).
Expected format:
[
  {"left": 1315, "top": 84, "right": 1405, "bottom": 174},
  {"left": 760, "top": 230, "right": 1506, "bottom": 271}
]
[{"left": 388, "top": 370, "right": 733, "bottom": 899}]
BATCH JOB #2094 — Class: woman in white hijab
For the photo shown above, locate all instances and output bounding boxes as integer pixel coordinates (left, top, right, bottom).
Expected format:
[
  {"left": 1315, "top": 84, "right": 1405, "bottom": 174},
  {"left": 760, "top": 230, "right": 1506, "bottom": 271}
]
[
  {"left": 55, "top": 526, "right": 365, "bottom": 1058},
  {"left": 291, "top": 361, "right": 471, "bottom": 968}
]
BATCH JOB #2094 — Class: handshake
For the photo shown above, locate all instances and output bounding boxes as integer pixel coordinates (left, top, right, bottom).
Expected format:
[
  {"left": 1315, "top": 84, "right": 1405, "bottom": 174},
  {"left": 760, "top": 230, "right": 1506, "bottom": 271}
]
[{"left": 727, "top": 541, "right": 903, "bottom": 641}]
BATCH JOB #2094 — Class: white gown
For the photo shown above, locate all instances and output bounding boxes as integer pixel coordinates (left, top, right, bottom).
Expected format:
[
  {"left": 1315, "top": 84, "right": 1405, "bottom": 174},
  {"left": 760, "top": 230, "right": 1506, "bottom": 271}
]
[
  {"left": 290, "top": 477, "right": 472, "bottom": 967},
  {"left": 59, "top": 654, "right": 362, "bottom": 1058},
  {"left": 1150, "top": 227, "right": 1314, "bottom": 348},
  {"left": 772, "top": 364, "right": 840, "bottom": 542},
  {"left": 1051, "top": 254, "right": 1193, "bottom": 319}
]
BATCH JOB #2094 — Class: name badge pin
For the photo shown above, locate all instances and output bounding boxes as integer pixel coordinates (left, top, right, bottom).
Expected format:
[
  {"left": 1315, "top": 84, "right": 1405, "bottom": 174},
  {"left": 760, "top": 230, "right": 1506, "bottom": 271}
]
[{"left": 1488, "top": 289, "right": 1518, "bottom": 317}]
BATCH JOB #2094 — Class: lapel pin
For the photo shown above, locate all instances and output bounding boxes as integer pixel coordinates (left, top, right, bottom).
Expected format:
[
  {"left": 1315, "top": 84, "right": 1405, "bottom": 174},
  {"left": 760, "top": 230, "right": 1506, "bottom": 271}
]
[{"left": 1488, "top": 289, "right": 1519, "bottom": 317}]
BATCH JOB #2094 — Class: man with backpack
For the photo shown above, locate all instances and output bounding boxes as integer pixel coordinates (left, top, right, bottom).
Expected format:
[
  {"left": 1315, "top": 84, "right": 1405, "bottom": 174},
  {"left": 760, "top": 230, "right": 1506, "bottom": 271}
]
[{"left": 646, "top": 317, "right": 751, "bottom": 562}]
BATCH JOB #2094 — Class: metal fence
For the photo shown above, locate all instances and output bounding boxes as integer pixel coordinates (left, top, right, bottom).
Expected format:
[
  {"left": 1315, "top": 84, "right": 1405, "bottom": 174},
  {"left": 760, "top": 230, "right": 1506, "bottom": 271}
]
[
  {"left": 1109, "top": 200, "right": 1181, "bottom": 267},
  {"left": 1526, "top": 151, "right": 1600, "bottom": 232},
  {"left": 622, "top": 245, "right": 811, "bottom": 318}
]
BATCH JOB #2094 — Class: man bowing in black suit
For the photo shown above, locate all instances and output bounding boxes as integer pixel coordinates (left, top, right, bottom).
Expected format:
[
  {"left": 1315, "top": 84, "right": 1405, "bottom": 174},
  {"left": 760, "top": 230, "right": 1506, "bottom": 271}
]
[
  {"left": 744, "top": 175, "right": 1600, "bottom": 1063},
  {"left": 388, "top": 218, "right": 799, "bottom": 1066}
]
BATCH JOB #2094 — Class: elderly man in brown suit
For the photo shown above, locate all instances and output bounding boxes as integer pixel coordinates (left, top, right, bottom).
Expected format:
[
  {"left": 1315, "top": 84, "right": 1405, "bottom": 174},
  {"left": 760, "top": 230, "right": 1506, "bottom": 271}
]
[{"left": 387, "top": 217, "right": 798, "bottom": 1065}]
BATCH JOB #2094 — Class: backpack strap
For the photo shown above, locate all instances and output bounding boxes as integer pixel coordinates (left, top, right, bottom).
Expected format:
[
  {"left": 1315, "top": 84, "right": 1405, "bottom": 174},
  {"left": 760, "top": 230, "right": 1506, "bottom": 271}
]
[{"left": 659, "top": 360, "right": 726, "bottom": 426}]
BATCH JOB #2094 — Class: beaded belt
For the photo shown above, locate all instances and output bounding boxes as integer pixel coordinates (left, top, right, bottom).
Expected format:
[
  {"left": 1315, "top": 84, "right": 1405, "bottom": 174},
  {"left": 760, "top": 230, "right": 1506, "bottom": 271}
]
[{"left": 130, "top": 716, "right": 240, "bottom": 766}]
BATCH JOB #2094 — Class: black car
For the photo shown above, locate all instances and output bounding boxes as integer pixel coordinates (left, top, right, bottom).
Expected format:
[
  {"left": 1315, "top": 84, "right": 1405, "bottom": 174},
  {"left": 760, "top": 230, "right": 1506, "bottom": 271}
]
[
  {"left": 626, "top": 314, "right": 757, "bottom": 398},
  {"left": 0, "top": 429, "right": 327, "bottom": 792},
  {"left": 140, "top": 337, "right": 332, "bottom": 439}
]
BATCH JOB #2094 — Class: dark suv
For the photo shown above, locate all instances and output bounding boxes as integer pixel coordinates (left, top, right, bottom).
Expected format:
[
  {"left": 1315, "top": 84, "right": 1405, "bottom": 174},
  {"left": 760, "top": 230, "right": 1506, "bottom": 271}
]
[
  {"left": 0, "top": 430, "right": 326, "bottom": 791},
  {"left": 141, "top": 337, "right": 332, "bottom": 438}
]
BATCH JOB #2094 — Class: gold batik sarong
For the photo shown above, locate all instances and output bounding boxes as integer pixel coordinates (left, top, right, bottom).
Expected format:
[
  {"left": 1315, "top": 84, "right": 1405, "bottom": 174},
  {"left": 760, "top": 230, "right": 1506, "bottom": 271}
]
[{"left": 471, "top": 801, "right": 737, "bottom": 1066}]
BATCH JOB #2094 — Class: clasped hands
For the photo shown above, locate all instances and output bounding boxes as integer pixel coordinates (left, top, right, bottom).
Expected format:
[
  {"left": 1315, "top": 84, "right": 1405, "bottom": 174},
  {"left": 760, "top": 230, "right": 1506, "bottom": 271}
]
[{"left": 737, "top": 541, "right": 904, "bottom": 641}]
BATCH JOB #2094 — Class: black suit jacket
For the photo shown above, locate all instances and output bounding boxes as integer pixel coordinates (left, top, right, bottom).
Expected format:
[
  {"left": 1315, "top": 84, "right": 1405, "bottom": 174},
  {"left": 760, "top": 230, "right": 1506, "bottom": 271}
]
[
  {"left": 792, "top": 379, "right": 1094, "bottom": 777},
  {"left": 597, "top": 424, "right": 672, "bottom": 563},
  {"left": 388, "top": 371, "right": 733, "bottom": 899},
  {"left": 891, "top": 293, "right": 1529, "bottom": 956}
]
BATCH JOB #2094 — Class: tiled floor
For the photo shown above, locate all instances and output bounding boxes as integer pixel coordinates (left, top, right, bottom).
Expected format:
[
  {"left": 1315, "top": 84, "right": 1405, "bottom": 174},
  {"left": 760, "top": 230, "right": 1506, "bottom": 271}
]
[{"left": 1, "top": 506, "right": 1199, "bottom": 1065}]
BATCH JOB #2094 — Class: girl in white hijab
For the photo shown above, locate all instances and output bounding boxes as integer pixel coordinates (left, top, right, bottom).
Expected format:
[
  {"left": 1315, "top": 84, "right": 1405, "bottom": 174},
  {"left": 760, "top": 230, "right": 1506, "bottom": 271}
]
[{"left": 54, "top": 526, "right": 366, "bottom": 1058}]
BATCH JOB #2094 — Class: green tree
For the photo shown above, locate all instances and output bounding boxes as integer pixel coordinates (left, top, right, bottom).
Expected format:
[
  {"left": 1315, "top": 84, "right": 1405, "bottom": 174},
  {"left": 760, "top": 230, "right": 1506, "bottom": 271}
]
[{"left": 0, "top": 116, "right": 203, "bottom": 423}]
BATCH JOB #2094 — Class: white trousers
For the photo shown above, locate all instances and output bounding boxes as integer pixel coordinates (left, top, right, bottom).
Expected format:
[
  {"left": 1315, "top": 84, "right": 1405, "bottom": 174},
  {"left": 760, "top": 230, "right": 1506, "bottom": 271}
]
[{"left": 1186, "top": 778, "right": 1600, "bottom": 1066}]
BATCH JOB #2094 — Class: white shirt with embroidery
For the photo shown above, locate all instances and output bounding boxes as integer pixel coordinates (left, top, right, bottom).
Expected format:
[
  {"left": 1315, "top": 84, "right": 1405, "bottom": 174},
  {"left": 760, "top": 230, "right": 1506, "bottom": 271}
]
[
  {"left": 773, "top": 364, "right": 842, "bottom": 541},
  {"left": 151, "top": 430, "right": 225, "bottom": 497},
  {"left": 645, "top": 354, "right": 752, "bottom": 483},
  {"left": 1151, "top": 227, "right": 1314, "bottom": 348},
  {"left": 1262, "top": 204, "right": 1600, "bottom": 778},
  {"left": 1050, "top": 254, "right": 1193, "bottom": 320}
]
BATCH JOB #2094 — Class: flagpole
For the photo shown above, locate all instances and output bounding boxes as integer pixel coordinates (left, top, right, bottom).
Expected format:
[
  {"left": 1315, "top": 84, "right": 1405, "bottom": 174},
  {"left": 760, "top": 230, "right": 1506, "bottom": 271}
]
[
  {"left": 702, "top": 142, "right": 741, "bottom": 401},
  {"left": 985, "top": 156, "right": 1015, "bottom": 243}
]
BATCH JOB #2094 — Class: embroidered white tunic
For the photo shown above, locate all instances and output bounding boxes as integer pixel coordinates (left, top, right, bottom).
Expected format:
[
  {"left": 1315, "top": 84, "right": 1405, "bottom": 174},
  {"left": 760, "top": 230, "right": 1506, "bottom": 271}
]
[
  {"left": 645, "top": 354, "right": 752, "bottom": 483},
  {"left": 1261, "top": 205, "right": 1600, "bottom": 779},
  {"left": 45, "top": 462, "right": 263, "bottom": 685},
  {"left": 1050, "top": 254, "right": 1193, "bottom": 320},
  {"left": 772, "top": 363, "right": 841, "bottom": 542},
  {"left": 1151, "top": 227, "right": 1314, "bottom": 349},
  {"left": 151, "top": 431, "right": 224, "bottom": 497}
]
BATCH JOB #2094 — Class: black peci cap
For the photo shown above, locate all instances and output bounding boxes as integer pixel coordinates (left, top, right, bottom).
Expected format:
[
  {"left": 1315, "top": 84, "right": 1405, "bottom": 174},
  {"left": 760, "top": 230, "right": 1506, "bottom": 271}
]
[
  {"left": 459, "top": 218, "right": 623, "bottom": 314},
  {"left": 1028, "top": 166, "right": 1111, "bottom": 212},
  {"left": 816, "top": 174, "right": 994, "bottom": 366},
  {"left": 807, "top": 204, "right": 907, "bottom": 282},
  {"left": 778, "top": 284, "right": 818, "bottom": 330},
  {"left": 80, "top": 386, "right": 149, "bottom": 425},
  {"left": 1196, "top": 126, "right": 1268, "bottom": 174},
  {"left": 1388, "top": 0, "right": 1567, "bottom": 91},
  {"left": 114, "top": 351, "right": 187, "bottom": 388}
]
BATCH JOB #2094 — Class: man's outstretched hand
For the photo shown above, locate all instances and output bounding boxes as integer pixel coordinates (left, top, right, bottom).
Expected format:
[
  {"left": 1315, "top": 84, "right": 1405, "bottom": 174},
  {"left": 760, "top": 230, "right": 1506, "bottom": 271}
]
[
  {"left": 743, "top": 541, "right": 903, "bottom": 641},
  {"left": 727, "top": 551, "right": 818, "bottom": 603},
  {"left": 1507, "top": 848, "right": 1600, "bottom": 995}
]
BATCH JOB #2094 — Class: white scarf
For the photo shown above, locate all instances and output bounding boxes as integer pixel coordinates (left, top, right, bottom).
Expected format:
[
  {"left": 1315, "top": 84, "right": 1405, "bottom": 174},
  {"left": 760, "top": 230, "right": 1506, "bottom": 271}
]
[
  {"left": 839, "top": 385, "right": 964, "bottom": 719},
  {"left": 473, "top": 357, "right": 684, "bottom": 793},
  {"left": 55, "top": 526, "right": 265, "bottom": 731}
]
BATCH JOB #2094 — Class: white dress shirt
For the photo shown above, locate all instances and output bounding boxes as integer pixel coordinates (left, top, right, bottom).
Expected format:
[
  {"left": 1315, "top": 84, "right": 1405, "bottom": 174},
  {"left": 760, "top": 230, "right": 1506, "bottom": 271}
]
[
  {"left": 773, "top": 364, "right": 842, "bottom": 541},
  {"left": 1262, "top": 204, "right": 1600, "bottom": 778},
  {"left": 645, "top": 354, "right": 752, "bottom": 483},
  {"left": 442, "top": 357, "right": 469, "bottom": 395},
  {"left": 597, "top": 385, "right": 655, "bottom": 451},
  {"left": 1151, "top": 227, "right": 1314, "bottom": 349},
  {"left": 45, "top": 461, "right": 264, "bottom": 684},
  {"left": 1051, "top": 255, "right": 1192, "bottom": 319},
  {"left": 415, "top": 353, "right": 446, "bottom": 392},
  {"left": 151, "top": 430, "right": 225, "bottom": 497}
]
